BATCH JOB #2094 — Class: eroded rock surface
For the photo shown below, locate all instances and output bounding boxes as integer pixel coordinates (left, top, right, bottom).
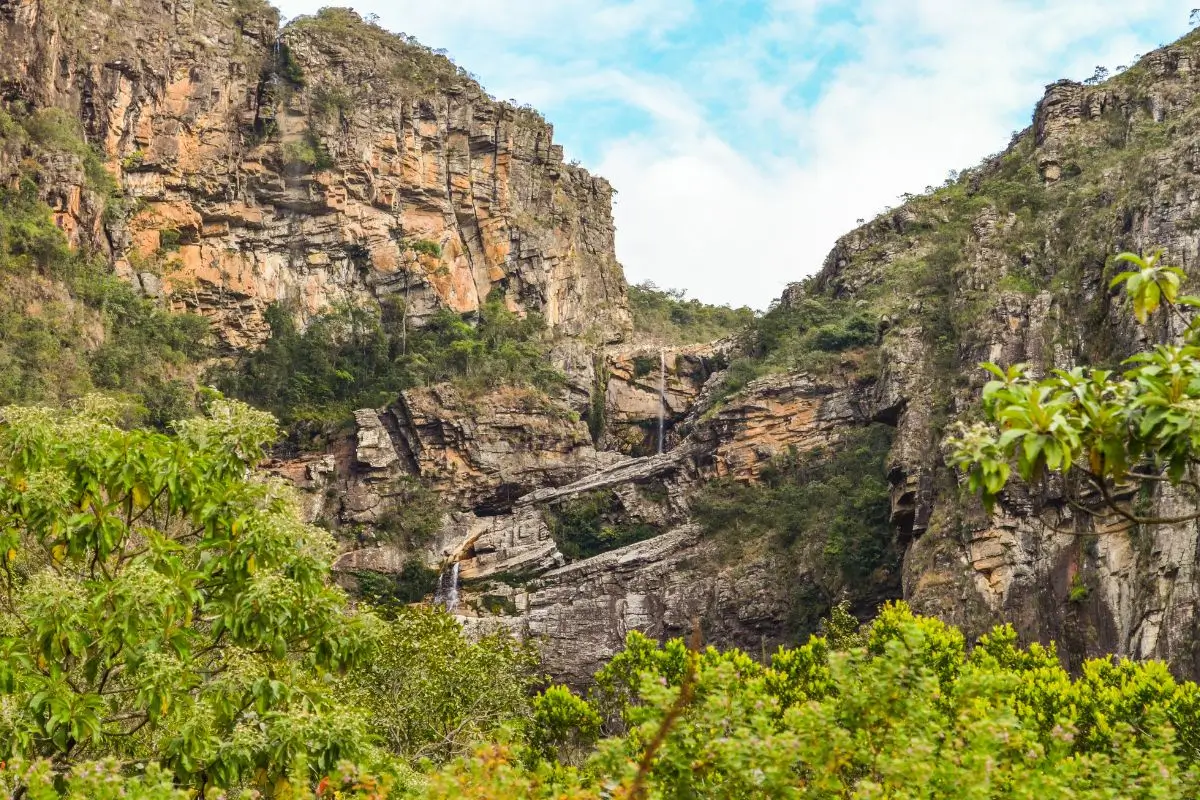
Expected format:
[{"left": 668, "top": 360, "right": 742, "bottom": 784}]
[
  {"left": 12, "top": 1, "right": 1200, "bottom": 686},
  {"left": 0, "top": 2, "right": 630, "bottom": 353}
]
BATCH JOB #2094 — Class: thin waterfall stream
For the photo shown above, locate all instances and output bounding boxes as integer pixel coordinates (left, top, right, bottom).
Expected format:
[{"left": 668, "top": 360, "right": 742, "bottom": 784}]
[
  {"left": 434, "top": 561, "right": 460, "bottom": 612},
  {"left": 657, "top": 348, "right": 666, "bottom": 455}
]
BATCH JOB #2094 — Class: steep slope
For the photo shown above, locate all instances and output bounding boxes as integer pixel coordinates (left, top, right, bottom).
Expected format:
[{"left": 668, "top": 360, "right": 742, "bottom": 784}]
[
  {"left": 8, "top": 0, "right": 1200, "bottom": 686},
  {"left": 721, "top": 30, "right": 1200, "bottom": 674},
  {"left": 0, "top": 2, "right": 630, "bottom": 351},
  {"left": 331, "top": 26, "right": 1200, "bottom": 684}
]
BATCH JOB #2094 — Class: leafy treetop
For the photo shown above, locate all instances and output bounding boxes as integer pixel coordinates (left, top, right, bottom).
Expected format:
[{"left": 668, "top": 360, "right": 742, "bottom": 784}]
[
  {"left": 0, "top": 397, "right": 383, "bottom": 793},
  {"left": 949, "top": 249, "right": 1200, "bottom": 526}
]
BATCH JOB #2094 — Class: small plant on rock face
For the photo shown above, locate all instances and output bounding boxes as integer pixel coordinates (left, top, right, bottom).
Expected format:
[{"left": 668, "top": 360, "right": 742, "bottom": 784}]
[
  {"left": 631, "top": 354, "right": 657, "bottom": 379},
  {"left": 404, "top": 238, "right": 442, "bottom": 258},
  {"left": 157, "top": 227, "right": 182, "bottom": 252},
  {"left": 545, "top": 490, "right": 661, "bottom": 561}
]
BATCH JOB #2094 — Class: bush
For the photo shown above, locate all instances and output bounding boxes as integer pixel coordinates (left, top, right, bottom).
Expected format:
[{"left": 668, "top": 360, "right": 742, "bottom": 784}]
[
  {"left": 374, "top": 478, "right": 444, "bottom": 547},
  {"left": 631, "top": 354, "right": 657, "bottom": 378},
  {"left": 311, "top": 86, "right": 354, "bottom": 119},
  {"left": 545, "top": 490, "right": 662, "bottom": 561},
  {"left": 338, "top": 607, "right": 539, "bottom": 764},
  {"left": 283, "top": 130, "right": 336, "bottom": 171},
  {"left": 431, "top": 603, "right": 1200, "bottom": 798},
  {"left": 404, "top": 238, "right": 442, "bottom": 258},
  {"left": 21, "top": 108, "right": 88, "bottom": 155}
]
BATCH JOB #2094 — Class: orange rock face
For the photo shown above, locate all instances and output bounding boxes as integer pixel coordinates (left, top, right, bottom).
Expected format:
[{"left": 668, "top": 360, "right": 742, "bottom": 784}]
[{"left": 0, "top": 2, "right": 631, "bottom": 352}]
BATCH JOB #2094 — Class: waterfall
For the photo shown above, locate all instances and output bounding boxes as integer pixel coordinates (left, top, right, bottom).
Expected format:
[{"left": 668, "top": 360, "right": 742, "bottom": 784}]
[
  {"left": 657, "top": 349, "right": 666, "bottom": 455},
  {"left": 433, "top": 561, "right": 460, "bottom": 612}
]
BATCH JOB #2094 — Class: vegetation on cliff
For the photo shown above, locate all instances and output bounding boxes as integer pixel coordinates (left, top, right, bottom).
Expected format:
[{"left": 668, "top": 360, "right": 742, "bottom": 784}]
[
  {"left": 545, "top": 489, "right": 663, "bottom": 561},
  {"left": 0, "top": 107, "right": 210, "bottom": 427},
  {"left": 693, "top": 423, "right": 898, "bottom": 633},
  {"left": 627, "top": 281, "right": 757, "bottom": 345},
  {"left": 213, "top": 292, "right": 565, "bottom": 446},
  {"left": 710, "top": 291, "right": 879, "bottom": 404}
]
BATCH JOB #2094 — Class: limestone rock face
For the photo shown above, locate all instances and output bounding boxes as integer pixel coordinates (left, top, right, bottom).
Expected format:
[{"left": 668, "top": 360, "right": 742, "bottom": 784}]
[
  {"left": 600, "top": 343, "right": 722, "bottom": 455},
  {"left": 0, "top": 2, "right": 630, "bottom": 352},
  {"left": 393, "top": 384, "right": 622, "bottom": 510},
  {"left": 521, "top": 525, "right": 792, "bottom": 686}
]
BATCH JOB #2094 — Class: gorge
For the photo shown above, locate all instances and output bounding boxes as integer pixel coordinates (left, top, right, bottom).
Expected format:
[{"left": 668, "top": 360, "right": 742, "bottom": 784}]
[{"left": 4, "top": 0, "right": 1200, "bottom": 690}]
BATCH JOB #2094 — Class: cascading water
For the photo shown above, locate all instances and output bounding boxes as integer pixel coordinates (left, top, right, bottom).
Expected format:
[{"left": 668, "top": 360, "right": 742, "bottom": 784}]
[
  {"left": 657, "top": 349, "right": 666, "bottom": 455},
  {"left": 433, "top": 561, "right": 460, "bottom": 612}
]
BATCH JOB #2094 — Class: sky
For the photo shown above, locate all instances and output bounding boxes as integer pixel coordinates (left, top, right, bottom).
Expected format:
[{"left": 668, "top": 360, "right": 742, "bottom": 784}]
[{"left": 274, "top": 1, "right": 1194, "bottom": 309}]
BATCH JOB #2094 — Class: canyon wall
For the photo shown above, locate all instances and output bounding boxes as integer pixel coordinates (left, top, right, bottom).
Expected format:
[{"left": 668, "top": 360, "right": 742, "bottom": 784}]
[
  {"left": 0, "top": 1, "right": 629, "bottom": 352},
  {"left": 7, "top": 1, "right": 1200, "bottom": 684}
]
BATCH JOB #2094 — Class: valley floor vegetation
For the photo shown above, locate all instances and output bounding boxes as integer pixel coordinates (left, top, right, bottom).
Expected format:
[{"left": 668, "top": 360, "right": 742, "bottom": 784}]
[{"left": 4, "top": 378, "right": 1200, "bottom": 797}]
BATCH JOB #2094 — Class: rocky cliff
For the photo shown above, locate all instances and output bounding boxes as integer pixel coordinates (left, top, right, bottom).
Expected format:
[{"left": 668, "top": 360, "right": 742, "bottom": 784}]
[
  {"left": 802, "top": 34, "right": 1200, "bottom": 676},
  {"left": 335, "top": 26, "right": 1200, "bottom": 683},
  {"left": 7, "top": 1, "right": 1200, "bottom": 685},
  {"left": 0, "top": 1, "right": 630, "bottom": 352}
]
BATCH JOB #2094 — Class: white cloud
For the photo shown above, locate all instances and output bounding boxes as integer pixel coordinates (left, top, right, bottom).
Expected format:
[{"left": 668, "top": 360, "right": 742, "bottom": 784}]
[
  {"left": 273, "top": 0, "right": 1191, "bottom": 308},
  {"left": 602, "top": 0, "right": 1190, "bottom": 307}
]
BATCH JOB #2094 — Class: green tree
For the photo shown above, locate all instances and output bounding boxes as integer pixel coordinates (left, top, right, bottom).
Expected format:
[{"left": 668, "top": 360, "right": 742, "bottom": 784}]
[
  {"left": 430, "top": 603, "right": 1200, "bottom": 798},
  {"left": 0, "top": 396, "right": 384, "bottom": 793},
  {"left": 338, "top": 607, "right": 539, "bottom": 765}
]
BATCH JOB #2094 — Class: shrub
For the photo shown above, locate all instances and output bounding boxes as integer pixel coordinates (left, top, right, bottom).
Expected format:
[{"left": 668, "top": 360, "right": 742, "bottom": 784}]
[
  {"left": 404, "top": 238, "right": 442, "bottom": 258},
  {"left": 283, "top": 130, "right": 336, "bottom": 171},
  {"left": 373, "top": 478, "right": 444, "bottom": 547},
  {"left": 157, "top": 227, "right": 182, "bottom": 251},
  {"left": 277, "top": 41, "right": 305, "bottom": 86},
  {"left": 545, "top": 490, "right": 662, "bottom": 561},
  {"left": 447, "top": 603, "right": 1200, "bottom": 797},
  {"left": 311, "top": 86, "right": 354, "bottom": 119},
  {"left": 21, "top": 108, "right": 88, "bottom": 155},
  {"left": 338, "top": 607, "right": 539, "bottom": 764},
  {"left": 631, "top": 354, "right": 657, "bottom": 379}
]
